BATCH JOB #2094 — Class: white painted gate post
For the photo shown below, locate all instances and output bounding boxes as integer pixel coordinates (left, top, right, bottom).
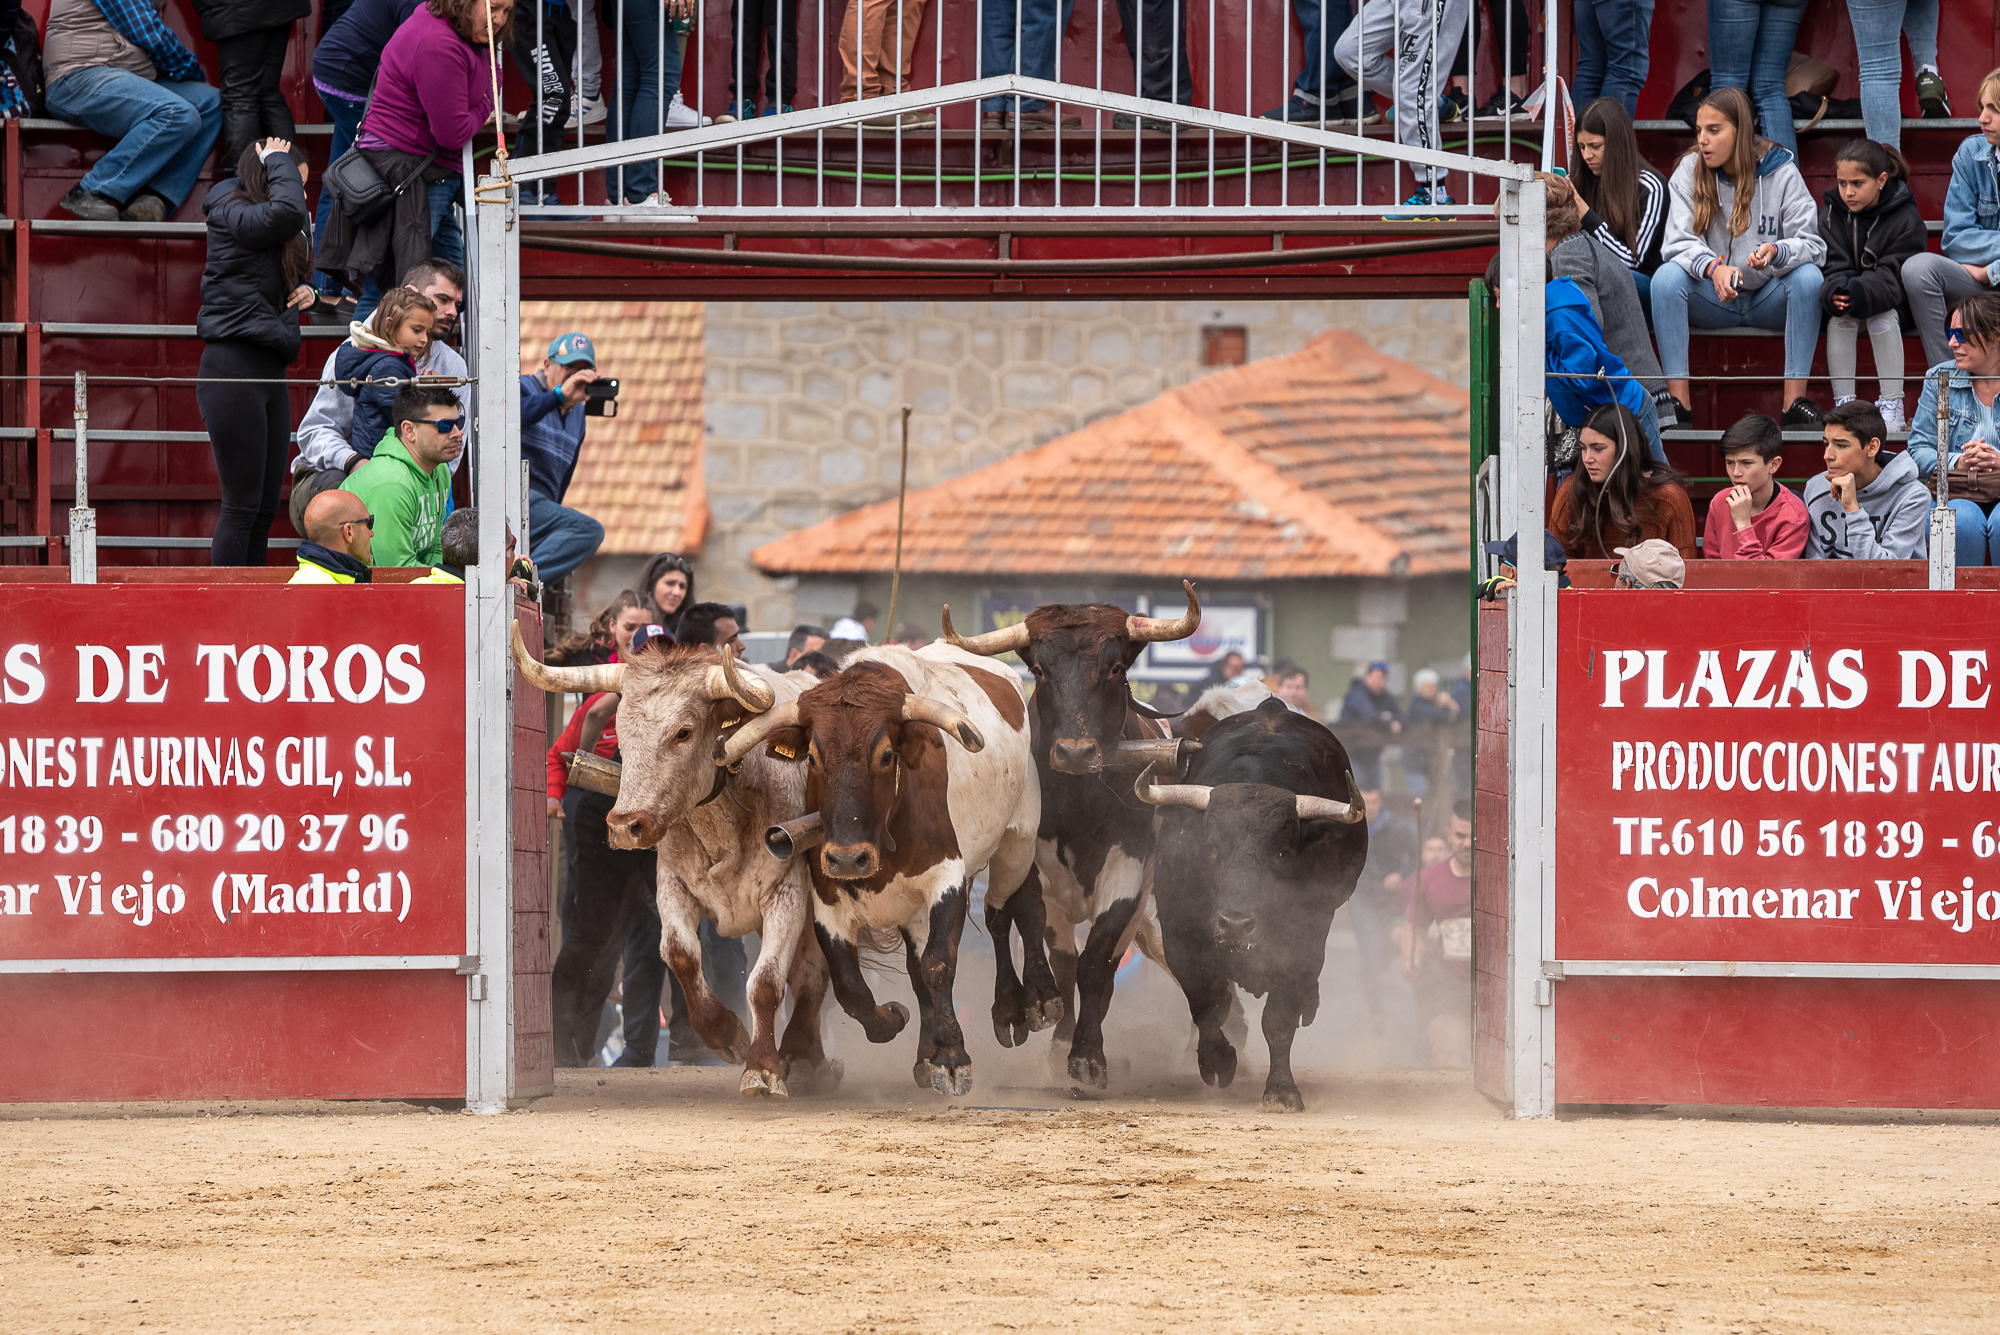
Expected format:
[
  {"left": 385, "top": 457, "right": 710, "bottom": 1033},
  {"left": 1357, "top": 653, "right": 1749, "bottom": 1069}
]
[
  {"left": 466, "top": 178, "right": 524, "bottom": 1113},
  {"left": 1499, "top": 176, "right": 1554, "bottom": 1119}
]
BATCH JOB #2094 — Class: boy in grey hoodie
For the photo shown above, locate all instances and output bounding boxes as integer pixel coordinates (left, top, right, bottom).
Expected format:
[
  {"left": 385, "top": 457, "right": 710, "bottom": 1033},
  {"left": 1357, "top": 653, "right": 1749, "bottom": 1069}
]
[{"left": 1802, "top": 399, "right": 1930, "bottom": 559}]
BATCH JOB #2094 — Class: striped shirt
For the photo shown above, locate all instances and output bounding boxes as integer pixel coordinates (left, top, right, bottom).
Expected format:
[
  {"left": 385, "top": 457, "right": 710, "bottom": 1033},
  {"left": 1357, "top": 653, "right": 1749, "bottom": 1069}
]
[{"left": 1583, "top": 167, "right": 1667, "bottom": 276}]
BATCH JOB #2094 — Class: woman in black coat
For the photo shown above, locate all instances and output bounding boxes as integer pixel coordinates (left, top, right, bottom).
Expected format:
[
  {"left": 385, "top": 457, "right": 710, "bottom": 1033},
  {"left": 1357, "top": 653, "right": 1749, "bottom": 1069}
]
[
  {"left": 1819, "top": 139, "right": 1929, "bottom": 428},
  {"left": 196, "top": 141, "right": 315, "bottom": 567},
  {"left": 189, "top": 0, "right": 313, "bottom": 170}
]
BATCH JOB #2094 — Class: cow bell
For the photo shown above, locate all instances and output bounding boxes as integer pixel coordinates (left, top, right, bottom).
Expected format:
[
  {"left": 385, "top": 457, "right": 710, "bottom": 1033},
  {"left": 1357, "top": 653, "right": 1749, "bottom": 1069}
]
[
  {"left": 765, "top": 812, "right": 827, "bottom": 861},
  {"left": 1102, "top": 737, "right": 1200, "bottom": 777},
  {"left": 566, "top": 751, "right": 623, "bottom": 797}
]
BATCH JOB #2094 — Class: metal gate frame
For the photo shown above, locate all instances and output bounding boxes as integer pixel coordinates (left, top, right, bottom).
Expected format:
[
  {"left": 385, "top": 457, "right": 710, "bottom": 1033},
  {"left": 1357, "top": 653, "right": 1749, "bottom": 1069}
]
[{"left": 463, "top": 92, "right": 1547, "bottom": 1113}]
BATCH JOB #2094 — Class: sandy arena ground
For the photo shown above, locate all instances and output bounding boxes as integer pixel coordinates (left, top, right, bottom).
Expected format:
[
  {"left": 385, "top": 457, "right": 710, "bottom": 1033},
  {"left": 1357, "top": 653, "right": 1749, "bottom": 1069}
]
[{"left": 5, "top": 1056, "right": 1998, "bottom": 1335}]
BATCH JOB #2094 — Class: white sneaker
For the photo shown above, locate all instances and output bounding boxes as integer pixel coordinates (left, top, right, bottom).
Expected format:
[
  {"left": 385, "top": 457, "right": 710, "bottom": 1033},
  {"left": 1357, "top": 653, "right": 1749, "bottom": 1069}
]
[
  {"left": 614, "top": 191, "right": 674, "bottom": 209},
  {"left": 1877, "top": 397, "right": 1907, "bottom": 432},
  {"left": 564, "top": 94, "right": 609, "bottom": 129},
  {"left": 665, "top": 92, "right": 710, "bottom": 129}
]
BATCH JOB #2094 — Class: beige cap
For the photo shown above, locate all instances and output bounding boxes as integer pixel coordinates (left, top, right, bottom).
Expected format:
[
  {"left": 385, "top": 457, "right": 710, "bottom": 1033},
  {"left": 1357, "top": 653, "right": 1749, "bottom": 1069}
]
[{"left": 1612, "top": 539, "right": 1685, "bottom": 590}]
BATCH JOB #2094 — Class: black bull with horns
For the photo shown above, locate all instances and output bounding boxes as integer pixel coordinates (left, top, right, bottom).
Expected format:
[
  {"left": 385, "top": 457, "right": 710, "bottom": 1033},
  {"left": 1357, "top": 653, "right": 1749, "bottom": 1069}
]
[{"left": 1137, "top": 696, "right": 1368, "bottom": 1112}]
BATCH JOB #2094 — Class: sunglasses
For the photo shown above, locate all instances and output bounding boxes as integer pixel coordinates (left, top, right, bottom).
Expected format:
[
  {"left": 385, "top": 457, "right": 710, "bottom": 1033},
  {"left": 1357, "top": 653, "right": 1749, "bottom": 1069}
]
[
  {"left": 425, "top": 414, "right": 467, "bottom": 434},
  {"left": 344, "top": 514, "right": 376, "bottom": 531},
  {"left": 1949, "top": 326, "right": 1968, "bottom": 345}
]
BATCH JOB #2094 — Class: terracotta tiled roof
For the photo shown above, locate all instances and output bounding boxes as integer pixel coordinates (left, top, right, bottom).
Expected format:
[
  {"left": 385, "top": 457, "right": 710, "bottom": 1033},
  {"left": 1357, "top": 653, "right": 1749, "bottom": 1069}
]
[
  {"left": 520, "top": 302, "right": 707, "bottom": 556},
  {"left": 751, "top": 332, "right": 1469, "bottom": 580}
]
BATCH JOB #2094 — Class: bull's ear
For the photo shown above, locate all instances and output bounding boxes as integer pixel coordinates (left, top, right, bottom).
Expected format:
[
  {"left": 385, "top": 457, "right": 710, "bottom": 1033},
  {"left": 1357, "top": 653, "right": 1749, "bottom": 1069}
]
[
  {"left": 761, "top": 726, "right": 809, "bottom": 763},
  {"left": 709, "top": 699, "right": 749, "bottom": 733}
]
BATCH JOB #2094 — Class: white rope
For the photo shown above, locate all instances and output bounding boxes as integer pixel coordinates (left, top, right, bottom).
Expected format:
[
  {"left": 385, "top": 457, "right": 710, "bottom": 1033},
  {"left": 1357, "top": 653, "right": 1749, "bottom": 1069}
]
[{"left": 475, "top": 0, "right": 515, "bottom": 201}]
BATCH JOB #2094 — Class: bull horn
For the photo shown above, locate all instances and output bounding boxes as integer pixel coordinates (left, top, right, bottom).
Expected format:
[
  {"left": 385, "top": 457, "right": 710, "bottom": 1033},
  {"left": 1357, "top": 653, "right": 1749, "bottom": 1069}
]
[
  {"left": 511, "top": 622, "right": 626, "bottom": 695},
  {"left": 705, "top": 644, "right": 776, "bottom": 712},
  {"left": 1296, "top": 771, "right": 1367, "bottom": 825},
  {"left": 1127, "top": 580, "right": 1201, "bottom": 644},
  {"left": 940, "top": 604, "right": 1030, "bottom": 656},
  {"left": 902, "top": 695, "right": 984, "bottom": 751},
  {"left": 715, "top": 700, "right": 803, "bottom": 768},
  {"left": 1133, "top": 762, "right": 1212, "bottom": 811}
]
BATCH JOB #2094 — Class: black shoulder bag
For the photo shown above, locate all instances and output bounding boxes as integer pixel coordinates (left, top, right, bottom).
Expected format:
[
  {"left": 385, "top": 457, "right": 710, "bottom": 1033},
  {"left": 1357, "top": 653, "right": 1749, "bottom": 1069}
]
[{"left": 323, "top": 76, "right": 440, "bottom": 227}]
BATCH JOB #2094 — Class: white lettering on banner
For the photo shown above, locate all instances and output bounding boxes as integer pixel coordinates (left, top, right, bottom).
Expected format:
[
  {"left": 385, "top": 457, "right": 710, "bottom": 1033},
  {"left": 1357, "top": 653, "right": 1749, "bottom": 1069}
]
[
  {"left": 1603, "top": 651, "right": 1645, "bottom": 707},
  {"left": 1902, "top": 652, "right": 1947, "bottom": 708},
  {"left": 209, "top": 868, "right": 412, "bottom": 924},
  {"left": 1597, "top": 649, "right": 1886, "bottom": 711},
  {"left": 1735, "top": 651, "right": 1778, "bottom": 707},
  {"left": 53, "top": 643, "right": 430, "bottom": 707},
  {"left": 2, "top": 645, "right": 44, "bottom": 704},
  {"left": 1645, "top": 651, "right": 1683, "bottom": 708}
]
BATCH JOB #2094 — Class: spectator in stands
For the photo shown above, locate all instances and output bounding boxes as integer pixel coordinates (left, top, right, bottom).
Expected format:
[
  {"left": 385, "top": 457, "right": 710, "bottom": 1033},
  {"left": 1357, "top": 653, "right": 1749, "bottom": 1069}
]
[
  {"left": 603, "top": 0, "right": 697, "bottom": 206},
  {"left": 189, "top": 0, "right": 307, "bottom": 171},
  {"left": 1544, "top": 172, "right": 1676, "bottom": 433},
  {"left": 1570, "top": 0, "right": 1652, "bottom": 117},
  {"left": 1200, "top": 649, "right": 1246, "bottom": 692},
  {"left": 415, "top": 507, "right": 474, "bottom": 583},
  {"left": 289, "top": 489, "right": 375, "bottom": 584},
  {"left": 1804, "top": 399, "right": 1929, "bottom": 559},
  {"left": 1271, "top": 660, "right": 1314, "bottom": 716},
  {"left": 1446, "top": 0, "right": 1533, "bottom": 121},
  {"left": 43, "top": 0, "right": 222, "bottom": 222},
  {"left": 1902, "top": 69, "right": 2000, "bottom": 370},
  {"left": 1336, "top": 0, "right": 1469, "bottom": 211},
  {"left": 1109, "top": 0, "right": 1195, "bottom": 127},
  {"left": 641, "top": 551, "right": 697, "bottom": 637},
  {"left": 715, "top": 0, "right": 800, "bottom": 120},
  {"left": 785, "top": 623, "right": 828, "bottom": 667},
  {"left": 1405, "top": 796, "right": 1472, "bottom": 1067},
  {"left": 1611, "top": 538, "right": 1686, "bottom": 588},
  {"left": 1539, "top": 259, "right": 1664, "bottom": 461},
  {"left": 1421, "top": 833, "right": 1448, "bottom": 867},
  {"left": 196, "top": 140, "right": 313, "bottom": 569},
  {"left": 1548, "top": 403, "right": 1697, "bottom": 560},
  {"left": 1348, "top": 784, "right": 1415, "bottom": 1036},
  {"left": 1261, "top": 0, "right": 1357, "bottom": 124},
  {"left": 521, "top": 331, "right": 608, "bottom": 587},
  {"left": 1848, "top": 0, "right": 1949, "bottom": 145},
  {"left": 679, "top": 601, "right": 746, "bottom": 654},
  {"left": 1405, "top": 666, "right": 1458, "bottom": 797},
  {"left": 1408, "top": 667, "right": 1459, "bottom": 728},
  {"left": 1820, "top": 139, "right": 1923, "bottom": 433},
  {"left": 1703, "top": 413, "right": 1809, "bottom": 559},
  {"left": 839, "top": 0, "right": 935, "bottom": 130},
  {"left": 1657, "top": 87, "right": 1826, "bottom": 428},
  {"left": 334, "top": 287, "right": 436, "bottom": 461},
  {"left": 1706, "top": 0, "right": 1806, "bottom": 157},
  {"left": 318, "top": 0, "right": 506, "bottom": 295},
  {"left": 830, "top": 600, "right": 879, "bottom": 642},
  {"left": 1339, "top": 659, "right": 1402, "bottom": 787},
  {"left": 1906, "top": 293, "right": 2000, "bottom": 566},
  {"left": 1569, "top": 98, "right": 1668, "bottom": 306},
  {"left": 309, "top": 0, "right": 426, "bottom": 323},
  {"left": 293, "top": 261, "right": 466, "bottom": 528},
  {"left": 345, "top": 384, "right": 462, "bottom": 568},
  {"left": 979, "top": 0, "right": 1083, "bottom": 131},
  {"left": 792, "top": 650, "right": 840, "bottom": 680}
]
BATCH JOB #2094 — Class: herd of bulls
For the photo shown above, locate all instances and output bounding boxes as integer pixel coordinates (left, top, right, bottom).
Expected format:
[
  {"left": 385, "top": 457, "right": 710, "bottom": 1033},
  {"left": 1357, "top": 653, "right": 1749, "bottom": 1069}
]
[{"left": 511, "top": 583, "right": 1370, "bottom": 1112}]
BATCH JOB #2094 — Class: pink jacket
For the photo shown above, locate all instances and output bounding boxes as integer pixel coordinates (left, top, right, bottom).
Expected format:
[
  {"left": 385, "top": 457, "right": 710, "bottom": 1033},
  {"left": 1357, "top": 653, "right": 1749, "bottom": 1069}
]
[
  {"left": 356, "top": 5, "right": 494, "bottom": 160},
  {"left": 1702, "top": 483, "right": 1809, "bottom": 560}
]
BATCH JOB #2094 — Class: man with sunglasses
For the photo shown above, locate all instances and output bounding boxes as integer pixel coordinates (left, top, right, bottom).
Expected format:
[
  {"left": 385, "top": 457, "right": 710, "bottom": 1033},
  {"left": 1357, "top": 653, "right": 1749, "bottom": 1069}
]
[
  {"left": 290, "top": 490, "right": 376, "bottom": 584},
  {"left": 346, "top": 384, "right": 466, "bottom": 569}
]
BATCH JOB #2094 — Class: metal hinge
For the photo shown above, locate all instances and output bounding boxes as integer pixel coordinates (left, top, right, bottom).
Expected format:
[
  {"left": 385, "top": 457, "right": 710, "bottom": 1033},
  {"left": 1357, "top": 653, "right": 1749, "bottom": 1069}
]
[
  {"left": 1534, "top": 978, "right": 1553, "bottom": 1007},
  {"left": 467, "top": 974, "right": 488, "bottom": 1001}
]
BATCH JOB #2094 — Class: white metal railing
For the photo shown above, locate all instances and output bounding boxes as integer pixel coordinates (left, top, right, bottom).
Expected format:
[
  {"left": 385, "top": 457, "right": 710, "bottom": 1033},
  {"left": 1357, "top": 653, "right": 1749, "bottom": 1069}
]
[{"left": 502, "top": 0, "right": 1557, "bottom": 215}]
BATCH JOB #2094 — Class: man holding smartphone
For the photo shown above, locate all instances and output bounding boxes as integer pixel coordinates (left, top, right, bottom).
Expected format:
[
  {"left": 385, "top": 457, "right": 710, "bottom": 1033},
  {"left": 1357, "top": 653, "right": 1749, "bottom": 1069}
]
[{"left": 520, "top": 331, "right": 608, "bottom": 588}]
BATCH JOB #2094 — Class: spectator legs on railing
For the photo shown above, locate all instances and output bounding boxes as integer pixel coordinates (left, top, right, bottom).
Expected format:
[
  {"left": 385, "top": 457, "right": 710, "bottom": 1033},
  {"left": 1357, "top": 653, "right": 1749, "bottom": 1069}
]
[
  {"left": 1111, "top": 0, "right": 1196, "bottom": 111},
  {"left": 839, "top": 0, "right": 930, "bottom": 115},
  {"left": 214, "top": 23, "right": 301, "bottom": 170},
  {"left": 723, "top": 0, "right": 800, "bottom": 118},
  {"left": 1570, "top": 0, "right": 1653, "bottom": 117},
  {"left": 979, "top": 0, "right": 1078, "bottom": 125},
  {"left": 603, "top": 0, "right": 679, "bottom": 204},
  {"left": 1264, "top": 0, "right": 1356, "bottom": 122},
  {"left": 44, "top": 70, "right": 222, "bottom": 219},
  {"left": 1335, "top": 0, "right": 1471, "bottom": 204},
  {"left": 1904, "top": 252, "right": 1988, "bottom": 370},
  {"left": 528, "top": 490, "right": 607, "bottom": 588},
  {"left": 1449, "top": 0, "right": 1536, "bottom": 120},
  {"left": 514, "top": 5, "right": 581, "bottom": 200},
  {"left": 1704, "top": 0, "right": 1804, "bottom": 157}
]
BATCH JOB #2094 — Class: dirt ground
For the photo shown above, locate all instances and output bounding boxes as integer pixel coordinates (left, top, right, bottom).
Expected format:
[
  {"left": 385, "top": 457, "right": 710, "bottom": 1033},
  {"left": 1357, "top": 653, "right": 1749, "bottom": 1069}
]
[{"left": 5, "top": 1059, "right": 1998, "bottom": 1335}]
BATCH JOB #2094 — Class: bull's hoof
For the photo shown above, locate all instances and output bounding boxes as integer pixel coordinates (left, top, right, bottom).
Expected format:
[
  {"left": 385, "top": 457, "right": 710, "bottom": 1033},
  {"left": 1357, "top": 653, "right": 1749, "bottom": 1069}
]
[
  {"left": 993, "top": 1012, "right": 1029, "bottom": 1048},
  {"left": 785, "top": 1057, "right": 844, "bottom": 1096},
  {"left": 1025, "top": 993, "right": 1064, "bottom": 1034},
  {"left": 1260, "top": 1084, "right": 1305, "bottom": 1113},
  {"left": 1198, "top": 1037, "right": 1237, "bottom": 1090},
  {"left": 917, "top": 1059, "right": 973, "bottom": 1098},
  {"left": 912, "top": 1057, "right": 934, "bottom": 1090},
  {"left": 714, "top": 1035, "right": 751, "bottom": 1066},
  {"left": 865, "top": 1000, "right": 911, "bottom": 1044},
  {"left": 740, "top": 1067, "right": 789, "bottom": 1099},
  {"left": 1067, "top": 1053, "right": 1109, "bottom": 1090}
]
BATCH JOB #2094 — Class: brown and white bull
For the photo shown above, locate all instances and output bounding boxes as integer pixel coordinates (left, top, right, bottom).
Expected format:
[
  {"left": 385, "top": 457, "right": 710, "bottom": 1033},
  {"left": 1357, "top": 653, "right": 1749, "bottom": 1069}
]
[
  {"left": 510, "top": 626, "right": 840, "bottom": 1098},
  {"left": 940, "top": 582, "right": 1201, "bottom": 1087},
  {"left": 717, "top": 644, "right": 1056, "bottom": 1097}
]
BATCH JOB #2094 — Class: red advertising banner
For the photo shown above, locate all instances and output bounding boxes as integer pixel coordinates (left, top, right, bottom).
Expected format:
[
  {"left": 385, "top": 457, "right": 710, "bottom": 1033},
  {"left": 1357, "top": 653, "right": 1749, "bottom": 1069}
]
[
  {"left": 0, "top": 585, "right": 466, "bottom": 961},
  {"left": 1556, "top": 591, "right": 2000, "bottom": 966}
]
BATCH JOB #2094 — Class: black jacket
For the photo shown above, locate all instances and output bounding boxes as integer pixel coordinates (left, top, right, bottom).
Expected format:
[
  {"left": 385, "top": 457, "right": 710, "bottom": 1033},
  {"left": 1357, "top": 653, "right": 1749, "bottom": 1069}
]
[
  {"left": 1819, "top": 178, "right": 1928, "bottom": 321},
  {"left": 189, "top": 0, "right": 312, "bottom": 43},
  {"left": 196, "top": 151, "right": 310, "bottom": 361}
]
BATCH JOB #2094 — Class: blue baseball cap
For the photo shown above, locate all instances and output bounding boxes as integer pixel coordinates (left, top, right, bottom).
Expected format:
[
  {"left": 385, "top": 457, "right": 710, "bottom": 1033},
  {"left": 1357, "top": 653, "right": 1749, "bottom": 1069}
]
[{"left": 547, "top": 332, "right": 596, "bottom": 366}]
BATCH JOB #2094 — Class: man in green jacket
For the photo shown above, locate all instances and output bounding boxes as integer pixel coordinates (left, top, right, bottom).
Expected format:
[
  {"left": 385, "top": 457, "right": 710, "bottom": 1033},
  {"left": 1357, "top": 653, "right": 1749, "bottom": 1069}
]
[{"left": 347, "top": 384, "right": 464, "bottom": 569}]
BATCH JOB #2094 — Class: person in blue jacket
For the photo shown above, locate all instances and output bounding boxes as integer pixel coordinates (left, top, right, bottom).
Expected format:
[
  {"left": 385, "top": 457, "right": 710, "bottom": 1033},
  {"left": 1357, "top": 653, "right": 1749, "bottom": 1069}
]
[
  {"left": 520, "top": 331, "right": 608, "bottom": 587},
  {"left": 1547, "top": 274, "right": 1664, "bottom": 462},
  {"left": 332, "top": 285, "right": 435, "bottom": 461}
]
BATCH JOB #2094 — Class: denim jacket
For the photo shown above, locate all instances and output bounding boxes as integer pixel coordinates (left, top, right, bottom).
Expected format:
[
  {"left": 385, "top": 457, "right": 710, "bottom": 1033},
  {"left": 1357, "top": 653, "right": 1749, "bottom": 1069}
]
[
  {"left": 1905, "top": 359, "right": 1996, "bottom": 476},
  {"left": 1941, "top": 134, "right": 2000, "bottom": 272}
]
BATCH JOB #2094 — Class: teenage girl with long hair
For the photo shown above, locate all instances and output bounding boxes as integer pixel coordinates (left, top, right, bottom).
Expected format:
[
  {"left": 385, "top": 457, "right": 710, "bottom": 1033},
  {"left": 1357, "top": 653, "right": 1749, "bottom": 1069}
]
[
  {"left": 1547, "top": 403, "right": 1697, "bottom": 560},
  {"left": 1570, "top": 97, "right": 1668, "bottom": 305}
]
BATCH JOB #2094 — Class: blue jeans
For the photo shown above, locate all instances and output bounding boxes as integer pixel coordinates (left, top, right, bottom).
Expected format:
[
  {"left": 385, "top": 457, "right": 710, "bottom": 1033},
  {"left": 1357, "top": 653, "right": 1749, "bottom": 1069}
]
[
  {"left": 1948, "top": 499, "right": 2000, "bottom": 567},
  {"left": 1706, "top": 0, "right": 1805, "bottom": 155},
  {"left": 1288, "top": 0, "right": 1353, "bottom": 106},
  {"left": 1631, "top": 267, "right": 1652, "bottom": 313},
  {"left": 1651, "top": 261, "right": 1826, "bottom": 380},
  {"left": 603, "top": 0, "right": 686, "bottom": 202},
  {"left": 979, "top": 0, "right": 1078, "bottom": 114},
  {"left": 1847, "top": 0, "right": 1940, "bottom": 147},
  {"left": 529, "top": 487, "right": 606, "bottom": 586},
  {"left": 1571, "top": 0, "right": 1655, "bottom": 115},
  {"left": 313, "top": 93, "right": 368, "bottom": 294},
  {"left": 355, "top": 179, "right": 466, "bottom": 317},
  {"left": 45, "top": 68, "right": 221, "bottom": 209}
]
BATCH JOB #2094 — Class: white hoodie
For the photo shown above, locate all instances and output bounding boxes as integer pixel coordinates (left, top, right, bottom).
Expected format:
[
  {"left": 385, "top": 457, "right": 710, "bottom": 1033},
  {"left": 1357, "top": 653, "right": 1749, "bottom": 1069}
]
[{"left": 1663, "top": 144, "right": 1826, "bottom": 291}]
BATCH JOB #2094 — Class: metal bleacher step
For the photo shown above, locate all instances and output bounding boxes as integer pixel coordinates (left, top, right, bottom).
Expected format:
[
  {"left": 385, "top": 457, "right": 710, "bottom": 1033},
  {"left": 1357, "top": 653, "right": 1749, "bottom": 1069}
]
[
  {"left": 0, "top": 322, "right": 349, "bottom": 338},
  {"left": 1664, "top": 428, "right": 1911, "bottom": 444}
]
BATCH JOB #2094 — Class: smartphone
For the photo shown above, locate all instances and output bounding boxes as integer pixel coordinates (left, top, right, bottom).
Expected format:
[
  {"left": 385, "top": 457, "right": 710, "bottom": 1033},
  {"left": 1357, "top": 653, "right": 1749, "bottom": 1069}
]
[{"left": 583, "top": 378, "right": 619, "bottom": 398}]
